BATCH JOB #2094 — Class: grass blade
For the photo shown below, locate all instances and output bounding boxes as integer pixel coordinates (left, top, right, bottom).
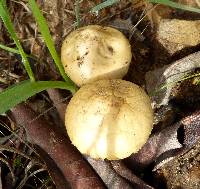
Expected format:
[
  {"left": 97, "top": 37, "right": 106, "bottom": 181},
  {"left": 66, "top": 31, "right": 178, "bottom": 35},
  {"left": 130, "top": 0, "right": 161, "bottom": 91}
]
[
  {"left": 150, "top": 72, "right": 200, "bottom": 96},
  {"left": 28, "top": 0, "right": 74, "bottom": 86},
  {"left": 75, "top": 0, "right": 80, "bottom": 27},
  {"left": 0, "top": 43, "right": 20, "bottom": 54},
  {"left": 91, "top": 0, "right": 120, "bottom": 13},
  {"left": 0, "top": 43, "right": 36, "bottom": 60},
  {"left": 0, "top": 1, "right": 35, "bottom": 82},
  {"left": 0, "top": 80, "right": 76, "bottom": 114},
  {"left": 149, "top": 0, "right": 200, "bottom": 13}
]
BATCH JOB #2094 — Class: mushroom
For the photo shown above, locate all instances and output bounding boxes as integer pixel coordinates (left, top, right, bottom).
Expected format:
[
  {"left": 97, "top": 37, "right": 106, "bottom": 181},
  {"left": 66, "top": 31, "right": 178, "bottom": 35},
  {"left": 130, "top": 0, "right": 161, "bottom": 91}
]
[
  {"left": 65, "top": 79, "right": 153, "bottom": 160},
  {"left": 61, "top": 25, "right": 132, "bottom": 86}
]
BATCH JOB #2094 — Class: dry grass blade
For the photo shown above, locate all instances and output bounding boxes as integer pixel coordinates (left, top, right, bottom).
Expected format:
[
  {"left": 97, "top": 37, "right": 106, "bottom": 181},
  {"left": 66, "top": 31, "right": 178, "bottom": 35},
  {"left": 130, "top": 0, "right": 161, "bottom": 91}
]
[
  {"left": 16, "top": 166, "right": 47, "bottom": 189},
  {"left": 0, "top": 144, "right": 43, "bottom": 165}
]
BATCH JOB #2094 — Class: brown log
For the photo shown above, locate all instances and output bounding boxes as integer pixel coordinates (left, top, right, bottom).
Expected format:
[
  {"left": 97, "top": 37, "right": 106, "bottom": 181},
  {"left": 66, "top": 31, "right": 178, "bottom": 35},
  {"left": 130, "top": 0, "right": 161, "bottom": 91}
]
[{"left": 9, "top": 103, "right": 105, "bottom": 189}]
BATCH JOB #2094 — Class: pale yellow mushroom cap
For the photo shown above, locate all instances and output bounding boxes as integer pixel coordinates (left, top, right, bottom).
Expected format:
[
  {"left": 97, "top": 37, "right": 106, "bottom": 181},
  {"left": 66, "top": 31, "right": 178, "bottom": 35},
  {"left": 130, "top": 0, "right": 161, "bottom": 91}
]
[
  {"left": 61, "top": 25, "right": 132, "bottom": 86},
  {"left": 65, "top": 79, "right": 153, "bottom": 160}
]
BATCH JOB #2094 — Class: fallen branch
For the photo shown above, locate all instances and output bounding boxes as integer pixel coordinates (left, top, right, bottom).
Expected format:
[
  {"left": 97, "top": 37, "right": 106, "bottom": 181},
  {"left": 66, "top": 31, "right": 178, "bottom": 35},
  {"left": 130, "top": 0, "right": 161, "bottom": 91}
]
[
  {"left": 9, "top": 103, "right": 105, "bottom": 189},
  {"left": 111, "top": 161, "right": 154, "bottom": 189},
  {"left": 86, "top": 157, "right": 133, "bottom": 189}
]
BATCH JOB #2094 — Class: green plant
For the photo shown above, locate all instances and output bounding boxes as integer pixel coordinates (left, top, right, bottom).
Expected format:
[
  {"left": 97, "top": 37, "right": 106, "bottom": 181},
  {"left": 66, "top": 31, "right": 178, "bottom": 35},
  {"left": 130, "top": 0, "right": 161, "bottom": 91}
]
[
  {"left": 0, "top": 80, "right": 75, "bottom": 114},
  {"left": 90, "top": 0, "right": 120, "bottom": 13},
  {"left": 149, "top": 0, "right": 200, "bottom": 13},
  {"left": 152, "top": 72, "right": 200, "bottom": 95},
  {"left": 75, "top": 0, "right": 80, "bottom": 27},
  {"left": 0, "top": 0, "right": 35, "bottom": 82},
  {"left": 0, "top": 0, "right": 77, "bottom": 114},
  {"left": 28, "top": 0, "right": 73, "bottom": 84},
  {"left": 0, "top": 43, "right": 37, "bottom": 60},
  {"left": 90, "top": 0, "right": 200, "bottom": 14}
]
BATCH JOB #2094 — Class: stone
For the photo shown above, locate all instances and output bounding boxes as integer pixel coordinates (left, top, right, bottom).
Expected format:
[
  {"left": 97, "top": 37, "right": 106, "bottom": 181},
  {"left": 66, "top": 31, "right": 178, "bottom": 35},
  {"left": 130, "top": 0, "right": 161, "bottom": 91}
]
[{"left": 156, "top": 19, "right": 200, "bottom": 55}]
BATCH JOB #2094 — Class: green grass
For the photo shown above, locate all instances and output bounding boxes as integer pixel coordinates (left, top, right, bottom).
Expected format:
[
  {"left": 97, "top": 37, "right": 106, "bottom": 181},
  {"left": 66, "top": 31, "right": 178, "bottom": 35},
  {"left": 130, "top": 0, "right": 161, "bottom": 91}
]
[
  {"left": 0, "top": 43, "right": 36, "bottom": 60},
  {"left": 90, "top": 0, "right": 200, "bottom": 13},
  {"left": 0, "top": 80, "right": 76, "bottom": 114},
  {"left": 0, "top": 43, "right": 24, "bottom": 55},
  {"left": 0, "top": 0, "right": 77, "bottom": 114},
  {"left": 75, "top": 0, "right": 80, "bottom": 27},
  {"left": 91, "top": 0, "right": 120, "bottom": 13},
  {"left": 28, "top": 0, "right": 74, "bottom": 85},
  {"left": 0, "top": 0, "right": 35, "bottom": 82},
  {"left": 149, "top": 0, "right": 200, "bottom": 13},
  {"left": 151, "top": 72, "right": 200, "bottom": 96}
]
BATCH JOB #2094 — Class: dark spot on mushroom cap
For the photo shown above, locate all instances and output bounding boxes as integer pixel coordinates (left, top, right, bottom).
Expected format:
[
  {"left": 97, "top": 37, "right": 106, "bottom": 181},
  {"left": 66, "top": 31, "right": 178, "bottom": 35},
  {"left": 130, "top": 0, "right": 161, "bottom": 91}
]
[
  {"left": 77, "top": 56, "right": 80, "bottom": 60},
  {"left": 77, "top": 60, "right": 84, "bottom": 67},
  {"left": 108, "top": 46, "right": 114, "bottom": 54}
]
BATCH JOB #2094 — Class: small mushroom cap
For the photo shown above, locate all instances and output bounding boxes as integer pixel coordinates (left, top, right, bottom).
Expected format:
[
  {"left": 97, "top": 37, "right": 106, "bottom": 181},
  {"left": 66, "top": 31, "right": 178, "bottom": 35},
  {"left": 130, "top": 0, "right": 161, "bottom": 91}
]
[
  {"left": 65, "top": 79, "right": 153, "bottom": 160},
  {"left": 61, "top": 25, "right": 132, "bottom": 86}
]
